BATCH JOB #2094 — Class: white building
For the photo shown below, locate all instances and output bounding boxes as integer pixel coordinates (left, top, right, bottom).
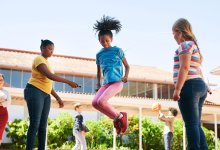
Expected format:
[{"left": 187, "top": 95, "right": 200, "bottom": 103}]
[{"left": 1, "top": 48, "right": 220, "bottom": 149}]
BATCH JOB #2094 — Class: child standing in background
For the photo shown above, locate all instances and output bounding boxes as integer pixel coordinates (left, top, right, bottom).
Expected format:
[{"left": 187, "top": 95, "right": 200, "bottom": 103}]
[
  {"left": 158, "top": 107, "right": 178, "bottom": 150},
  {"left": 92, "top": 15, "right": 130, "bottom": 135},
  {"left": 0, "top": 73, "right": 11, "bottom": 146},
  {"left": 72, "top": 103, "right": 88, "bottom": 150}
]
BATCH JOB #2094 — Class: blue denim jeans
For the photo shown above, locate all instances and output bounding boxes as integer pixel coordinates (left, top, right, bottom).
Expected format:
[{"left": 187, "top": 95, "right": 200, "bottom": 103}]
[
  {"left": 178, "top": 78, "right": 208, "bottom": 150},
  {"left": 164, "top": 132, "right": 173, "bottom": 150},
  {"left": 24, "top": 84, "right": 51, "bottom": 150}
]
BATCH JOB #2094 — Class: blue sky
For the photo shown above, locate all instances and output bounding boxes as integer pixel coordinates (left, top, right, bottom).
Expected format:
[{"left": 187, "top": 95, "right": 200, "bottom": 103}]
[{"left": 0, "top": 0, "right": 219, "bottom": 88}]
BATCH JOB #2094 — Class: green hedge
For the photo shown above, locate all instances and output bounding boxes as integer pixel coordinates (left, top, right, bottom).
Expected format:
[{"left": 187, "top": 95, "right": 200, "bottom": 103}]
[{"left": 5, "top": 112, "right": 220, "bottom": 149}]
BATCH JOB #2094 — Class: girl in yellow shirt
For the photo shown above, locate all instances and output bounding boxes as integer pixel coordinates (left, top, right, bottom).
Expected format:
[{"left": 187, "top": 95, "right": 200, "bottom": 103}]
[{"left": 24, "top": 39, "right": 80, "bottom": 150}]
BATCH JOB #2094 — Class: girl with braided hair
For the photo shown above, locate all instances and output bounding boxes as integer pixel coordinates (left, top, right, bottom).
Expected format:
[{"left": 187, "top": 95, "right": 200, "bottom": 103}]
[
  {"left": 172, "top": 18, "right": 208, "bottom": 149},
  {"left": 92, "top": 16, "right": 130, "bottom": 135}
]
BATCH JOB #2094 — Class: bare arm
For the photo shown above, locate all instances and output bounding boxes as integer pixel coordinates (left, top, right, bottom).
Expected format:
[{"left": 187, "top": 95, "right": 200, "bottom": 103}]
[
  {"left": 175, "top": 54, "right": 191, "bottom": 91},
  {"left": 51, "top": 89, "right": 61, "bottom": 100},
  {"left": 173, "top": 54, "right": 190, "bottom": 101},
  {"left": 96, "top": 65, "right": 101, "bottom": 91},
  {"left": 0, "top": 100, "right": 3, "bottom": 106},
  {"left": 37, "top": 64, "right": 79, "bottom": 88},
  {"left": 51, "top": 89, "right": 64, "bottom": 108},
  {"left": 158, "top": 112, "right": 175, "bottom": 122},
  {"left": 0, "top": 90, "right": 11, "bottom": 107},
  {"left": 122, "top": 58, "right": 130, "bottom": 83},
  {"left": 158, "top": 111, "right": 166, "bottom": 122},
  {"left": 0, "top": 99, "right": 5, "bottom": 103}
]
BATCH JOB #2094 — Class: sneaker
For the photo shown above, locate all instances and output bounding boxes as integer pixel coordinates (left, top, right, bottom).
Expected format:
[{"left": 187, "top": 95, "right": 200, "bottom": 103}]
[
  {"left": 119, "top": 112, "right": 128, "bottom": 133},
  {"left": 113, "top": 118, "right": 121, "bottom": 135}
]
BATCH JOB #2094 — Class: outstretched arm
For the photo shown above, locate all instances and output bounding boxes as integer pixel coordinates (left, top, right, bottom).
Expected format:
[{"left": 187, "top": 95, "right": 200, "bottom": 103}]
[
  {"left": 158, "top": 111, "right": 174, "bottom": 122},
  {"left": 37, "top": 64, "right": 79, "bottom": 88}
]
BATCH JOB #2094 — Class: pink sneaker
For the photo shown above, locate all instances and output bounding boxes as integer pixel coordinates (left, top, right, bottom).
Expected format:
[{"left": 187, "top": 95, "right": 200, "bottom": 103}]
[
  {"left": 119, "top": 112, "right": 128, "bottom": 133},
  {"left": 113, "top": 118, "right": 121, "bottom": 135}
]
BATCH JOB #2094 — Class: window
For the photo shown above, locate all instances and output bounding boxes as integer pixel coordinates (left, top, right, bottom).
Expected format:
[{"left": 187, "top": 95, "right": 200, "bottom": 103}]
[
  {"left": 11, "top": 70, "right": 22, "bottom": 88},
  {"left": 145, "top": 83, "right": 153, "bottom": 98},
  {"left": 129, "top": 81, "right": 137, "bottom": 97},
  {"left": 157, "top": 84, "right": 170, "bottom": 99},
  {"left": 169, "top": 85, "right": 175, "bottom": 99},
  {"left": 93, "top": 78, "right": 97, "bottom": 94},
  {"left": 84, "top": 77, "right": 93, "bottom": 93},
  {"left": 120, "top": 82, "right": 129, "bottom": 96},
  {"left": 22, "top": 71, "right": 31, "bottom": 88},
  {"left": 75, "top": 76, "right": 83, "bottom": 93},
  {"left": 54, "top": 74, "right": 64, "bottom": 91},
  {"left": 64, "top": 75, "right": 73, "bottom": 92},
  {"left": 137, "top": 82, "right": 146, "bottom": 97}
]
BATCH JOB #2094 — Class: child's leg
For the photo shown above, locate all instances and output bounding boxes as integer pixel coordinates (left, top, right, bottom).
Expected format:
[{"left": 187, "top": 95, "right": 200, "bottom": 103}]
[
  {"left": 72, "top": 131, "right": 82, "bottom": 150},
  {"left": 92, "top": 85, "right": 115, "bottom": 118},
  {"left": 92, "top": 82, "right": 123, "bottom": 119}
]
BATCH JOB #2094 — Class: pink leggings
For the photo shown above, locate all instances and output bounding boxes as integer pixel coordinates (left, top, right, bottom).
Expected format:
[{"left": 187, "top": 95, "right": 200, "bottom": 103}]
[{"left": 92, "top": 82, "right": 123, "bottom": 119}]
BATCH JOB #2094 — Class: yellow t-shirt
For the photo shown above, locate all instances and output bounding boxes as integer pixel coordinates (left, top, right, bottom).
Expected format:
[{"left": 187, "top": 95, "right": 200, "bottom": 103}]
[{"left": 28, "top": 55, "right": 53, "bottom": 94}]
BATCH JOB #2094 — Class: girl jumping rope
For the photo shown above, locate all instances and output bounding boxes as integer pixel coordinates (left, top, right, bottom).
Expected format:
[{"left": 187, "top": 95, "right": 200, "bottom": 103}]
[{"left": 92, "top": 15, "right": 130, "bottom": 135}]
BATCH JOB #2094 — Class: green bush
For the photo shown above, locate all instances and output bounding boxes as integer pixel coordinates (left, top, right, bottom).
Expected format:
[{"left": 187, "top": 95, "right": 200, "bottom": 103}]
[
  {"left": 47, "top": 112, "right": 74, "bottom": 148},
  {"left": 172, "top": 120, "right": 220, "bottom": 150},
  {"left": 5, "top": 119, "right": 28, "bottom": 149},
  {"left": 203, "top": 127, "right": 216, "bottom": 150},
  {"left": 86, "top": 119, "right": 108, "bottom": 148},
  {"left": 172, "top": 120, "right": 184, "bottom": 150},
  {"left": 5, "top": 112, "right": 220, "bottom": 150},
  {"left": 123, "top": 116, "right": 139, "bottom": 149},
  {"left": 142, "top": 117, "right": 164, "bottom": 150}
]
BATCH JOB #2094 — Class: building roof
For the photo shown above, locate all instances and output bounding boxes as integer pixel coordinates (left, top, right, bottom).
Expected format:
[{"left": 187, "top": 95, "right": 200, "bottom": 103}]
[
  {"left": 0, "top": 48, "right": 173, "bottom": 84},
  {"left": 210, "top": 66, "right": 220, "bottom": 75}
]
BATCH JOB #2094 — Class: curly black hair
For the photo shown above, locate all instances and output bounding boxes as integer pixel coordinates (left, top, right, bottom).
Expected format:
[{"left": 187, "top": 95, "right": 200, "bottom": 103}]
[
  {"left": 93, "top": 15, "right": 122, "bottom": 39},
  {"left": 40, "top": 39, "right": 54, "bottom": 50}
]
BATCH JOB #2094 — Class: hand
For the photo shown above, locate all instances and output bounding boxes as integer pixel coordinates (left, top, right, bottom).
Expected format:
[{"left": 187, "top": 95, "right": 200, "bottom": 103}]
[
  {"left": 121, "top": 76, "right": 128, "bottom": 83},
  {"left": 155, "top": 108, "right": 160, "bottom": 113},
  {"left": 81, "top": 131, "right": 86, "bottom": 137},
  {"left": 208, "top": 87, "right": 212, "bottom": 95},
  {"left": 0, "top": 98, "right": 5, "bottom": 103},
  {"left": 158, "top": 104, "right": 161, "bottom": 112},
  {"left": 57, "top": 99, "right": 64, "bottom": 108},
  {"left": 173, "top": 89, "right": 181, "bottom": 101},
  {"left": 95, "top": 84, "right": 101, "bottom": 92},
  {"left": 158, "top": 110, "right": 162, "bottom": 114},
  {"left": 68, "top": 81, "right": 80, "bottom": 88}
]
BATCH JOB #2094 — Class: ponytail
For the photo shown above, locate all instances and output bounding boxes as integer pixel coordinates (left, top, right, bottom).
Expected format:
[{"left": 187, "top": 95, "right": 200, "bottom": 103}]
[{"left": 93, "top": 15, "right": 122, "bottom": 39}]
